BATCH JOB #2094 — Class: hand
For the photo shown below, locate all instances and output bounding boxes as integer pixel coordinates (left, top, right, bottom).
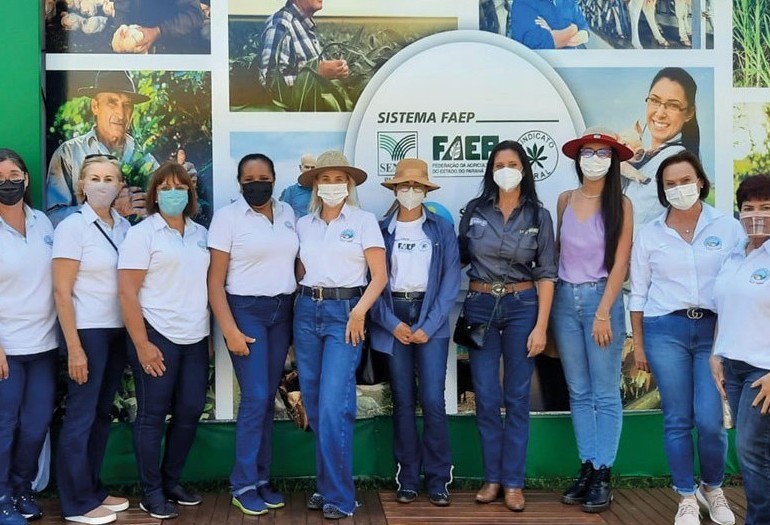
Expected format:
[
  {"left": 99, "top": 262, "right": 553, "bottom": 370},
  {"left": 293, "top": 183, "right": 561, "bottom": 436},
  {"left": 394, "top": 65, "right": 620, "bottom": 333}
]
[
  {"left": 0, "top": 348, "right": 8, "bottom": 380},
  {"left": 68, "top": 346, "right": 89, "bottom": 384},
  {"left": 526, "top": 325, "right": 547, "bottom": 358},
  {"left": 534, "top": 16, "right": 552, "bottom": 31},
  {"left": 135, "top": 26, "right": 161, "bottom": 53},
  {"left": 137, "top": 341, "right": 166, "bottom": 377},
  {"left": 225, "top": 330, "right": 255, "bottom": 356},
  {"left": 751, "top": 372, "right": 770, "bottom": 414},
  {"left": 633, "top": 343, "right": 650, "bottom": 372},
  {"left": 114, "top": 186, "right": 147, "bottom": 217},
  {"left": 318, "top": 59, "right": 349, "bottom": 80},
  {"left": 392, "top": 322, "right": 412, "bottom": 345},
  {"left": 346, "top": 308, "right": 366, "bottom": 346},
  {"left": 410, "top": 329, "right": 429, "bottom": 345},
  {"left": 591, "top": 315, "right": 613, "bottom": 348},
  {"left": 710, "top": 355, "right": 727, "bottom": 399}
]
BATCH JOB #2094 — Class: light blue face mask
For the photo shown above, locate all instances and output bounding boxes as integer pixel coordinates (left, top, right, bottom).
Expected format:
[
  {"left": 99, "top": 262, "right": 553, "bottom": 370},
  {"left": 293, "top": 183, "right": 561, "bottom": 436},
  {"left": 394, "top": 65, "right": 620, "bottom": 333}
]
[{"left": 157, "top": 188, "right": 189, "bottom": 217}]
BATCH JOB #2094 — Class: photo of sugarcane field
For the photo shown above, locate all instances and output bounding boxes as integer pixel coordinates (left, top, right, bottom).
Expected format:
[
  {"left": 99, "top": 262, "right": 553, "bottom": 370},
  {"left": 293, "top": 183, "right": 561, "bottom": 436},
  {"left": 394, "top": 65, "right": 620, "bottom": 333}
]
[
  {"left": 228, "top": 16, "right": 457, "bottom": 112},
  {"left": 734, "top": 0, "right": 770, "bottom": 87}
]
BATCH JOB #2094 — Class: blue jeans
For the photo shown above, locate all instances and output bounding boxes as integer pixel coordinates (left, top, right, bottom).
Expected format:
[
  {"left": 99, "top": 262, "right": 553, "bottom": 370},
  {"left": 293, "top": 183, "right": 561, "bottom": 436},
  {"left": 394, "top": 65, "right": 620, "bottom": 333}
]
[
  {"left": 0, "top": 349, "right": 57, "bottom": 500},
  {"left": 293, "top": 294, "right": 362, "bottom": 515},
  {"left": 226, "top": 293, "right": 292, "bottom": 496},
  {"left": 57, "top": 328, "right": 127, "bottom": 516},
  {"left": 550, "top": 279, "right": 624, "bottom": 468},
  {"left": 724, "top": 358, "right": 770, "bottom": 525},
  {"left": 643, "top": 314, "right": 725, "bottom": 495},
  {"left": 127, "top": 325, "right": 209, "bottom": 502},
  {"left": 464, "top": 289, "right": 538, "bottom": 488},
  {"left": 388, "top": 297, "right": 451, "bottom": 495}
]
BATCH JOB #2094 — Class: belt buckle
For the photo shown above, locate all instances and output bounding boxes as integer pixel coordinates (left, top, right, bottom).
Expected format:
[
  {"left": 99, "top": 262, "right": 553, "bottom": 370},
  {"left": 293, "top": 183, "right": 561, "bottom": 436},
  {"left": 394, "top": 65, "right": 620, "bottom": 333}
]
[
  {"left": 311, "top": 286, "right": 324, "bottom": 301},
  {"left": 686, "top": 307, "right": 703, "bottom": 320},
  {"left": 490, "top": 282, "right": 507, "bottom": 297}
]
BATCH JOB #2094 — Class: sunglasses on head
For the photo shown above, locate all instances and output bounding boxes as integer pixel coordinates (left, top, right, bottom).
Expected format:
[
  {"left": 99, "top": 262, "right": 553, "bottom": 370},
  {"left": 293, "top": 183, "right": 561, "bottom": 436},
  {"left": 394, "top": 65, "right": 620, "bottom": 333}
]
[{"left": 84, "top": 153, "right": 119, "bottom": 161}]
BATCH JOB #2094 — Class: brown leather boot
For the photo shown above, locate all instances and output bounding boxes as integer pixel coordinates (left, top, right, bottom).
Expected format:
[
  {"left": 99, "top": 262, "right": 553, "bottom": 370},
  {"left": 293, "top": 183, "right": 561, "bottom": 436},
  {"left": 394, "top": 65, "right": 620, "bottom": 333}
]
[
  {"left": 475, "top": 483, "right": 501, "bottom": 503},
  {"left": 504, "top": 488, "right": 525, "bottom": 512}
]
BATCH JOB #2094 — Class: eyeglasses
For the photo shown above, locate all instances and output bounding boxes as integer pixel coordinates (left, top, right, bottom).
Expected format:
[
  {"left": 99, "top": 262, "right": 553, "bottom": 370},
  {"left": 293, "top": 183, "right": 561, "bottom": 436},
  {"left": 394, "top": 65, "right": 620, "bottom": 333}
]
[
  {"left": 397, "top": 184, "right": 425, "bottom": 194},
  {"left": 645, "top": 96, "right": 689, "bottom": 113},
  {"left": 0, "top": 177, "right": 24, "bottom": 186},
  {"left": 84, "top": 153, "right": 119, "bottom": 161},
  {"left": 579, "top": 148, "right": 613, "bottom": 159}
]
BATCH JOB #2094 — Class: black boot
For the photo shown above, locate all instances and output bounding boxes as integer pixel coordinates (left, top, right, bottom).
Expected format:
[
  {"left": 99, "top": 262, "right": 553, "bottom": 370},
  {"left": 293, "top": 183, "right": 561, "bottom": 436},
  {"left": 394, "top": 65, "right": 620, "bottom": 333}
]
[
  {"left": 582, "top": 465, "right": 612, "bottom": 513},
  {"left": 561, "top": 461, "right": 594, "bottom": 504}
]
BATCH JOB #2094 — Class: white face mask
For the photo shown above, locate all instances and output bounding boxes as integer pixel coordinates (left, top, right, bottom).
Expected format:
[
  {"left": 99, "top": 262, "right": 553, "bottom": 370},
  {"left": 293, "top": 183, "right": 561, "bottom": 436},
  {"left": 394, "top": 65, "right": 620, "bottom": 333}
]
[
  {"left": 317, "top": 183, "right": 348, "bottom": 207},
  {"left": 84, "top": 180, "right": 121, "bottom": 209},
  {"left": 579, "top": 156, "right": 611, "bottom": 181},
  {"left": 665, "top": 182, "right": 700, "bottom": 211},
  {"left": 739, "top": 211, "right": 770, "bottom": 238},
  {"left": 493, "top": 167, "right": 522, "bottom": 192},
  {"left": 396, "top": 187, "right": 425, "bottom": 211}
]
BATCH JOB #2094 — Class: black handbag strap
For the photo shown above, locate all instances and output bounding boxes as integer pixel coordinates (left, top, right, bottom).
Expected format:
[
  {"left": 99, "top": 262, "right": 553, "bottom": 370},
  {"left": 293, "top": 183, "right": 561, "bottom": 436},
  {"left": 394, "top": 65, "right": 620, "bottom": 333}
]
[{"left": 75, "top": 211, "right": 119, "bottom": 252}]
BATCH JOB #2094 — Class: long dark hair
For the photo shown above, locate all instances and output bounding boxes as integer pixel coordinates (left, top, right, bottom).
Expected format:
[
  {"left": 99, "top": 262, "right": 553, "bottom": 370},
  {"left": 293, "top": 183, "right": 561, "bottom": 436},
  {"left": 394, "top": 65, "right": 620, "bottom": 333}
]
[
  {"left": 575, "top": 151, "right": 624, "bottom": 272},
  {"left": 0, "top": 148, "right": 33, "bottom": 206},
  {"left": 648, "top": 67, "right": 700, "bottom": 157},
  {"left": 478, "top": 140, "right": 541, "bottom": 208}
]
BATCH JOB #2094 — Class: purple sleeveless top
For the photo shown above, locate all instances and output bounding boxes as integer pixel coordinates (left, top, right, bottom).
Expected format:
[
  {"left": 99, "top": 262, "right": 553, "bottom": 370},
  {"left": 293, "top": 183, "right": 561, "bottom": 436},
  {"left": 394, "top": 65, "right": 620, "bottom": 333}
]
[{"left": 558, "top": 203, "right": 608, "bottom": 284}]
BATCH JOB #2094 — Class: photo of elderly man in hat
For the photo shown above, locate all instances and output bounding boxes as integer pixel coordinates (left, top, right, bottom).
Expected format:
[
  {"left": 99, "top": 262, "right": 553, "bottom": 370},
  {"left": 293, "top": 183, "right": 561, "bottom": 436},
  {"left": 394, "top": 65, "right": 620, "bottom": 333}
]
[{"left": 46, "top": 70, "right": 159, "bottom": 226}]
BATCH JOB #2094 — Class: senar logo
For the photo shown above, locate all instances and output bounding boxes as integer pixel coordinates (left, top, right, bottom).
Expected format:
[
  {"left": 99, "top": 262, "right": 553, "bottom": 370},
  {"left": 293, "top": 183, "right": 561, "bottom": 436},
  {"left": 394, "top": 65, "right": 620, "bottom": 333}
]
[
  {"left": 518, "top": 130, "right": 558, "bottom": 181},
  {"left": 378, "top": 131, "right": 417, "bottom": 177},
  {"left": 703, "top": 236, "right": 722, "bottom": 250},
  {"left": 339, "top": 228, "right": 356, "bottom": 242},
  {"left": 750, "top": 268, "right": 770, "bottom": 285}
]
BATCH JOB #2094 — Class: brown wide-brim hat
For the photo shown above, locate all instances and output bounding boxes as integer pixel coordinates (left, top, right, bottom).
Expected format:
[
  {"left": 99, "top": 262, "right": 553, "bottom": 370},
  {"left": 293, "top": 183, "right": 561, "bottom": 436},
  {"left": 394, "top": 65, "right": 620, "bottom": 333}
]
[
  {"left": 381, "top": 158, "right": 440, "bottom": 192},
  {"left": 562, "top": 126, "right": 634, "bottom": 162},
  {"left": 298, "top": 150, "right": 367, "bottom": 188},
  {"left": 78, "top": 70, "right": 150, "bottom": 103}
]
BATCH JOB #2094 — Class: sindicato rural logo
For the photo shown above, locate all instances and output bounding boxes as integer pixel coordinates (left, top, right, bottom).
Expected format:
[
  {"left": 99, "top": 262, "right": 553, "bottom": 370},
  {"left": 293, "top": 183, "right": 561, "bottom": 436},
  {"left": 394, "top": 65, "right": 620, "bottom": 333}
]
[
  {"left": 518, "top": 130, "right": 558, "bottom": 181},
  {"left": 378, "top": 131, "right": 418, "bottom": 176}
]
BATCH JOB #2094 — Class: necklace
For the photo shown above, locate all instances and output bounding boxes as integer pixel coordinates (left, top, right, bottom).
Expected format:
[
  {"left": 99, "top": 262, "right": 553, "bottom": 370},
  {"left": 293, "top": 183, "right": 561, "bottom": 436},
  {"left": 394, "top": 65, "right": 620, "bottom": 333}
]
[{"left": 578, "top": 187, "right": 601, "bottom": 199}]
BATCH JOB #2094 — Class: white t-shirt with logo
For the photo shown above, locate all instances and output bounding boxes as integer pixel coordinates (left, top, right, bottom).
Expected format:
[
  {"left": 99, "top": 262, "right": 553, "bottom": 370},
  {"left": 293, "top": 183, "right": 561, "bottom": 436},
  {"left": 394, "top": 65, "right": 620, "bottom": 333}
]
[
  {"left": 390, "top": 216, "right": 432, "bottom": 293},
  {"left": 53, "top": 202, "right": 130, "bottom": 329},
  {"left": 0, "top": 207, "right": 58, "bottom": 355},
  {"left": 118, "top": 213, "right": 210, "bottom": 345}
]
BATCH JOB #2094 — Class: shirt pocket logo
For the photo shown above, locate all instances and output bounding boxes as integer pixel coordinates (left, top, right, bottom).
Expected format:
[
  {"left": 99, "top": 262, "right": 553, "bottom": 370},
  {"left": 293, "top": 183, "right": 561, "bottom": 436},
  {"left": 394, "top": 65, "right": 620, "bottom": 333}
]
[
  {"left": 197, "top": 239, "right": 209, "bottom": 252},
  {"left": 284, "top": 220, "right": 295, "bottom": 231},
  {"left": 750, "top": 268, "right": 770, "bottom": 285},
  {"left": 44, "top": 235, "right": 54, "bottom": 246},
  {"left": 340, "top": 228, "right": 356, "bottom": 242},
  {"left": 418, "top": 240, "right": 432, "bottom": 252},
  {"left": 703, "top": 236, "right": 722, "bottom": 250}
]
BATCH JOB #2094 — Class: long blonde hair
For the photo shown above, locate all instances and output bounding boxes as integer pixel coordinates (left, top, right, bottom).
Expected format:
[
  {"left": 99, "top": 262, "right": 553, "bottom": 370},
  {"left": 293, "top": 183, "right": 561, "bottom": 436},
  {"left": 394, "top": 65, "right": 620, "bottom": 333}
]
[
  {"left": 307, "top": 174, "right": 359, "bottom": 214},
  {"left": 76, "top": 156, "right": 123, "bottom": 204}
]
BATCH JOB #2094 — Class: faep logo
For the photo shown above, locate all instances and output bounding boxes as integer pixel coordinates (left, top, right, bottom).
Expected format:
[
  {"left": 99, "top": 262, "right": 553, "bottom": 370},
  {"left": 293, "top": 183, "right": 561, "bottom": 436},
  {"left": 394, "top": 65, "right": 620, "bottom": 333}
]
[
  {"left": 378, "top": 131, "right": 417, "bottom": 176},
  {"left": 518, "top": 130, "right": 558, "bottom": 181},
  {"left": 433, "top": 135, "right": 499, "bottom": 161}
]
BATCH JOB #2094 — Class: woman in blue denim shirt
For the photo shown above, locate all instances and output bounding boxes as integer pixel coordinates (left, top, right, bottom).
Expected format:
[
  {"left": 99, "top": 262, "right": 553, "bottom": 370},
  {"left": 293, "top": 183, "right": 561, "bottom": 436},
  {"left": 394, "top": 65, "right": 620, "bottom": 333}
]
[
  {"left": 370, "top": 159, "right": 460, "bottom": 508},
  {"left": 459, "top": 140, "right": 557, "bottom": 512}
]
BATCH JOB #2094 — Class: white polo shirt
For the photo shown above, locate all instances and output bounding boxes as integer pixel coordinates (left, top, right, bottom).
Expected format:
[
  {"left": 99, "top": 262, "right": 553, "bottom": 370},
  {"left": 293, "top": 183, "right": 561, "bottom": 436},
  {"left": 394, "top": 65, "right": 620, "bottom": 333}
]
[
  {"left": 208, "top": 197, "right": 298, "bottom": 296},
  {"left": 118, "top": 213, "right": 210, "bottom": 345},
  {"left": 629, "top": 204, "right": 744, "bottom": 316},
  {"left": 297, "top": 203, "right": 385, "bottom": 288},
  {"left": 0, "top": 206, "right": 58, "bottom": 355},
  {"left": 53, "top": 202, "right": 130, "bottom": 329},
  {"left": 390, "top": 215, "right": 432, "bottom": 293},
  {"left": 713, "top": 240, "right": 770, "bottom": 370}
]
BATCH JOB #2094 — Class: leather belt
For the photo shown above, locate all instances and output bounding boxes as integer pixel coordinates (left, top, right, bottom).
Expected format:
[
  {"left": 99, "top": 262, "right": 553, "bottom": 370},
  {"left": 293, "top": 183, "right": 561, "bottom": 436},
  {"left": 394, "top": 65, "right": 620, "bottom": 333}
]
[
  {"left": 672, "top": 308, "right": 716, "bottom": 320},
  {"left": 392, "top": 291, "right": 425, "bottom": 300},
  {"left": 469, "top": 280, "right": 534, "bottom": 297},
  {"left": 299, "top": 285, "right": 364, "bottom": 301}
]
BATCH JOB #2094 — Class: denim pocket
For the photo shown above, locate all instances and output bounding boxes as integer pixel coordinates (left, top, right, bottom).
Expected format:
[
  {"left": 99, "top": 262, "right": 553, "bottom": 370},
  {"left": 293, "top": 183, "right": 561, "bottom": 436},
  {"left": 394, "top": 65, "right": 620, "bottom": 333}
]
[{"left": 517, "top": 288, "right": 538, "bottom": 306}]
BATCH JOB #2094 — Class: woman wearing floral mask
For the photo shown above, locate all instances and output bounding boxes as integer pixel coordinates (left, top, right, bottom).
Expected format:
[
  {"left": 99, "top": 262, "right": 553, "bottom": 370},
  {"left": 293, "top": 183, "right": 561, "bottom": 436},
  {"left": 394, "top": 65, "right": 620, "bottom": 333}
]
[
  {"left": 552, "top": 128, "right": 633, "bottom": 514},
  {"left": 370, "top": 159, "right": 460, "bottom": 507},
  {"left": 458, "top": 140, "right": 557, "bottom": 512},
  {"left": 118, "top": 162, "right": 210, "bottom": 520},
  {"left": 207, "top": 154, "right": 298, "bottom": 517},
  {"left": 630, "top": 150, "right": 740, "bottom": 525},
  {"left": 293, "top": 151, "right": 387, "bottom": 520},
  {"left": 53, "top": 154, "right": 131, "bottom": 525},
  {"left": 711, "top": 174, "right": 770, "bottom": 525}
]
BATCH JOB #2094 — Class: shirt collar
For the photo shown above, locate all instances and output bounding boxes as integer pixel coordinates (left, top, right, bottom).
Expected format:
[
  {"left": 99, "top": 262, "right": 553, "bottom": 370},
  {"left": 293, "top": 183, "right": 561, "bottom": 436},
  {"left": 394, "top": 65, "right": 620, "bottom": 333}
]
[
  {"left": 79, "top": 202, "right": 122, "bottom": 227},
  {"left": 286, "top": 0, "right": 315, "bottom": 29},
  {"left": 235, "top": 195, "right": 281, "bottom": 217},
  {"left": 385, "top": 206, "right": 429, "bottom": 234},
  {"left": 310, "top": 202, "right": 352, "bottom": 224},
  {"left": 149, "top": 212, "right": 198, "bottom": 234},
  {"left": 653, "top": 202, "right": 721, "bottom": 232}
]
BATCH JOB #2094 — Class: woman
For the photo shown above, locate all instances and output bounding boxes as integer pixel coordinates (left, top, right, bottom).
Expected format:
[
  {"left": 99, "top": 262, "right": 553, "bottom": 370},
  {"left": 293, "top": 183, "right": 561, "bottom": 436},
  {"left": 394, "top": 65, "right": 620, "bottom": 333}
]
[
  {"left": 293, "top": 151, "right": 387, "bottom": 520},
  {"left": 118, "top": 162, "right": 210, "bottom": 520},
  {"left": 711, "top": 174, "right": 770, "bottom": 525},
  {"left": 54, "top": 154, "right": 131, "bottom": 525},
  {"left": 370, "top": 158, "right": 460, "bottom": 507},
  {"left": 207, "top": 154, "right": 298, "bottom": 516},
  {"left": 552, "top": 127, "right": 633, "bottom": 513},
  {"left": 0, "top": 149, "right": 58, "bottom": 525},
  {"left": 459, "top": 140, "right": 556, "bottom": 512},
  {"left": 630, "top": 151, "right": 739, "bottom": 525},
  {"left": 625, "top": 67, "right": 700, "bottom": 229}
]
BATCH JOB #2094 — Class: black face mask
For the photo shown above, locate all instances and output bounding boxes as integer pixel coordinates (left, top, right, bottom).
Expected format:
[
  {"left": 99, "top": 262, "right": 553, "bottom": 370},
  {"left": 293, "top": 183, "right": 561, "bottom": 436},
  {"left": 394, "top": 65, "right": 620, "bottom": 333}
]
[
  {"left": 0, "top": 180, "right": 25, "bottom": 206},
  {"left": 242, "top": 180, "right": 273, "bottom": 207}
]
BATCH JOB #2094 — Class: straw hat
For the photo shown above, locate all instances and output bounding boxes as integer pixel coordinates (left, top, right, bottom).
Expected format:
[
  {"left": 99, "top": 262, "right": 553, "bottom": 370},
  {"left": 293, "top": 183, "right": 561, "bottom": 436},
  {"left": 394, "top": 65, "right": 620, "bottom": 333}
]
[
  {"left": 298, "top": 150, "right": 367, "bottom": 187},
  {"left": 562, "top": 126, "right": 634, "bottom": 162},
  {"left": 381, "top": 158, "right": 440, "bottom": 192}
]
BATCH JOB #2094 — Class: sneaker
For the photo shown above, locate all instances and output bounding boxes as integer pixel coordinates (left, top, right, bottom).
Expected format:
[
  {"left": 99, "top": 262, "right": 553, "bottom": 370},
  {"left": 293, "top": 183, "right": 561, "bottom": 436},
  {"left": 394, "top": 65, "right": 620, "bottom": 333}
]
[
  {"left": 322, "top": 503, "right": 351, "bottom": 520},
  {"left": 674, "top": 497, "right": 701, "bottom": 525},
  {"left": 101, "top": 496, "right": 129, "bottom": 513},
  {"left": 306, "top": 492, "right": 324, "bottom": 511},
  {"left": 12, "top": 493, "right": 42, "bottom": 520},
  {"left": 231, "top": 490, "right": 267, "bottom": 516},
  {"left": 139, "top": 499, "right": 178, "bottom": 520},
  {"left": 428, "top": 492, "right": 450, "bottom": 507},
  {"left": 695, "top": 486, "right": 735, "bottom": 525},
  {"left": 257, "top": 484, "right": 284, "bottom": 509},
  {"left": 0, "top": 496, "right": 26, "bottom": 525},
  {"left": 395, "top": 490, "right": 417, "bottom": 504},
  {"left": 164, "top": 485, "right": 202, "bottom": 506},
  {"left": 64, "top": 506, "right": 117, "bottom": 525}
]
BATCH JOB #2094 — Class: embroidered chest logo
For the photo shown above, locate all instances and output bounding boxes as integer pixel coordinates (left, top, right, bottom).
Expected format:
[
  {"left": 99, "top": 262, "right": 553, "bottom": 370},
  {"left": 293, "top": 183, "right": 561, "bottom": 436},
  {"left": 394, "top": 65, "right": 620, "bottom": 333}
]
[
  {"left": 284, "top": 220, "right": 295, "bottom": 231},
  {"left": 340, "top": 229, "right": 356, "bottom": 242},
  {"left": 197, "top": 239, "right": 209, "bottom": 252},
  {"left": 418, "top": 240, "right": 432, "bottom": 252},
  {"left": 43, "top": 235, "right": 54, "bottom": 246},
  {"left": 703, "top": 236, "right": 722, "bottom": 250},
  {"left": 750, "top": 268, "right": 770, "bottom": 285}
]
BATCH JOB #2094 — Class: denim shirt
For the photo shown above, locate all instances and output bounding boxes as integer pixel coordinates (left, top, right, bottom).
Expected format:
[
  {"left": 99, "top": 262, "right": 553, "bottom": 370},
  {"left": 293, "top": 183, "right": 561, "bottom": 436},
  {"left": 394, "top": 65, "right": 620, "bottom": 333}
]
[
  {"left": 370, "top": 207, "right": 461, "bottom": 355},
  {"left": 508, "top": 0, "right": 589, "bottom": 49}
]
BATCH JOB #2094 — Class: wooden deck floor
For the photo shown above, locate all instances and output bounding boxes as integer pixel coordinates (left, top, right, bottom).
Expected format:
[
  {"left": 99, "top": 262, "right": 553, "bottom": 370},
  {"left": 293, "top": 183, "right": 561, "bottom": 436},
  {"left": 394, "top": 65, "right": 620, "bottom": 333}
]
[{"left": 36, "top": 488, "right": 747, "bottom": 524}]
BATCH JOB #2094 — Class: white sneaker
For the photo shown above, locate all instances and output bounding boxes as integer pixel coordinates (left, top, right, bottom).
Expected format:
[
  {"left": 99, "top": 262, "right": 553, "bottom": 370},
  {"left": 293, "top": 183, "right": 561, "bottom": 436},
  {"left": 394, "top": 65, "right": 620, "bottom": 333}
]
[
  {"left": 64, "top": 506, "right": 117, "bottom": 525},
  {"left": 674, "top": 497, "right": 701, "bottom": 525},
  {"left": 695, "top": 486, "right": 735, "bottom": 525},
  {"left": 101, "top": 495, "right": 129, "bottom": 513}
]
